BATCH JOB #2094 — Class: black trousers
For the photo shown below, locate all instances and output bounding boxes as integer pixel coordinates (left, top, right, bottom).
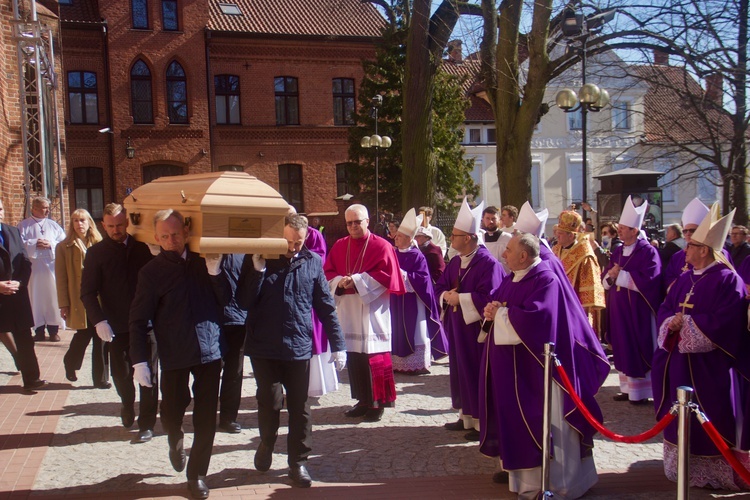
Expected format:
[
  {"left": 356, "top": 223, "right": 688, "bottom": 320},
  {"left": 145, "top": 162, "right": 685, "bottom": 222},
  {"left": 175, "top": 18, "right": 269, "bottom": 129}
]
[
  {"left": 219, "top": 324, "right": 246, "bottom": 424},
  {"left": 160, "top": 359, "right": 222, "bottom": 480},
  {"left": 250, "top": 356, "right": 311, "bottom": 467},
  {"left": 63, "top": 326, "right": 110, "bottom": 386},
  {"left": 111, "top": 330, "right": 159, "bottom": 431},
  {"left": 13, "top": 327, "right": 40, "bottom": 386}
]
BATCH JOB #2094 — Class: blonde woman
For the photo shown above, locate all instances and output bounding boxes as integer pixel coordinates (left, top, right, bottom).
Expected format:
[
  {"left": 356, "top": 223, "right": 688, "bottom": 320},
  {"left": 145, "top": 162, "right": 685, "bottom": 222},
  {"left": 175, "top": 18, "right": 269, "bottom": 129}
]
[{"left": 56, "top": 209, "right": 110, "bottom": 387}]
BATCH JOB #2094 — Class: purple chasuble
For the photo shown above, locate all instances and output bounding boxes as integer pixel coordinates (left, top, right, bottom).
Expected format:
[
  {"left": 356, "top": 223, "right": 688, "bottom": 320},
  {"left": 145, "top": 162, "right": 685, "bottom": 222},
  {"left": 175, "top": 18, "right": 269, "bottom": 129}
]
[
  {"left": 434, "top": 246, "right": 504, "bottom": 417},
  {"left": 391, "top": 247, "right": 448, "bottom": 360},
  {"left": 665, "top": 247, "right": 732, "bottom": 291},
  {"left": 539, "top": 245, "right": 610, "bottom": 386},
  {"left": 603, "top": 239, "right": 663, "bottom": 378},
  {"left": 305, "top": 227, "right": 328, "bottom": 355},
  {"left": 653, "top": 263, "right": 746, "bottom": 454},
  {"left": 479, "top": 260, "right": 603, "bottom": 469}
]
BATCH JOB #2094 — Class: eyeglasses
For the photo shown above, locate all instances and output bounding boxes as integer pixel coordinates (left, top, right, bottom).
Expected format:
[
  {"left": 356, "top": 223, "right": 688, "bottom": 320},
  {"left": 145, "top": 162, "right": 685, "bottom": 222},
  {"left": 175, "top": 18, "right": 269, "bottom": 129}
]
[
  {"left": 683, "top": 228, "right": 696, "bottom": 234},
  {"left": 346, "top": 219, "right": 365, "bottom": 226}
]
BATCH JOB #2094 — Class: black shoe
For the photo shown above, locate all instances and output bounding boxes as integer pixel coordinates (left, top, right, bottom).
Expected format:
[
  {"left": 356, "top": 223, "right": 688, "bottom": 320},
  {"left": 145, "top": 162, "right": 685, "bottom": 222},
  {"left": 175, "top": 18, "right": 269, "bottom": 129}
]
[
  {"left": 289, "top": 464, "right": 312, "bottom": 488},
  {"left": 254, "top": 441, "right": 273, "bottom": 472},
  {"left": 363, "top": 407, "right": 384, "bottom": 422},
  {"left": 169, "top": 440, "right": 186, "bottom": 472},
  {"left": 132, "top": 429, "right": 153, "bottom": 444},
  {"left": 218, "top": 420, "right": 241, "bottom": 434},
  {"left": 444, "top": 419, "right": 465, "bottom": 431},
  {"left": 464, "top": 429, "right": 481, "bottom": 441},
  {"left": 95, "top": 381, "right": 112, "bottom": 389},
  {"left": 492, "top": 471, "right": 509, "bottom": 483},
  {"left": 121, "top": 404, "right": 135, "bottom": 428},
  {"left": 33, "top": 333, "right": 45, "bottom": 342},
  {"left": 344, "top": 404, "right": 369, "bottom": 418},
  {"left": 613, "top": 392, "right": 630, "bottom": 402},
  {"left": 48, "top": 333, "right": 61, "bottom": 342},
  {"left": 65, "top": 366, "right": 77, "bottom": 382},
  {"left": 187, "top": 478, "right": 209, "bottom": 499},
  {"left": 23, "top": 379, "right": 48, "bottom": 391}
]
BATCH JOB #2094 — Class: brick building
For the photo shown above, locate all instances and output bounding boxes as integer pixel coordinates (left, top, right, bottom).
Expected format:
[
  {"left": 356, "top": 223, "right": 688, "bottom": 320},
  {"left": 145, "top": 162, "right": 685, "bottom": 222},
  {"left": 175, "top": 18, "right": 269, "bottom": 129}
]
[{"left": 42, "top": 0, "right": 383, "bottom": 218}]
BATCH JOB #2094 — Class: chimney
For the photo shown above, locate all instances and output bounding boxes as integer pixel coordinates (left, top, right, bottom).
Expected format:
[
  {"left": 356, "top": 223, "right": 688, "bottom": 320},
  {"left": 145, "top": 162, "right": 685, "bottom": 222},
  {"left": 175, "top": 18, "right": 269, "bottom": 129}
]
[
  {"left": 705, "top": 74, "right": 723, "bottom": 105},
  {"left": 653, "top": 49, "right": 669, "bottom": 66},
  {"left": 447, "top": 39, "right": 463, "bottom": 63}
]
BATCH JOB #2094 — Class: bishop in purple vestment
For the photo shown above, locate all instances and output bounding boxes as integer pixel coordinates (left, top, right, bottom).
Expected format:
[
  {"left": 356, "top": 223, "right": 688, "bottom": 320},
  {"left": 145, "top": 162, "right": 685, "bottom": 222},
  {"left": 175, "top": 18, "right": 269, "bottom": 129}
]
[
  {"left": 480, "top": 233, "right": 600, "bottom": 499},
  {"left": 653, "top": 205, "right": 748, "bottom": 489}
]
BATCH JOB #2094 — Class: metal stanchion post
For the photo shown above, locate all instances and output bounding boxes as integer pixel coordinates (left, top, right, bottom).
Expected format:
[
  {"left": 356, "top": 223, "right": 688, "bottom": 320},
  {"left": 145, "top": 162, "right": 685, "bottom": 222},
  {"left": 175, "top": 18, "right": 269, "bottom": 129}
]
[
  {"left": 676, "top": 386, "right": 693, "bottom": 500},
  {"left": 541, "top": 342, "right": 555, "bottom": 498}
]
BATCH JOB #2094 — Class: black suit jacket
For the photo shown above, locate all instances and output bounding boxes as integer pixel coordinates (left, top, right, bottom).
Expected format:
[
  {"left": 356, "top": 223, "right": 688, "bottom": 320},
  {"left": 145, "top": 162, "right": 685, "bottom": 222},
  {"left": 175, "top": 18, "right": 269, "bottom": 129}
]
[{"left": 0, "top": 222, "right": 34, "bottom": 331}]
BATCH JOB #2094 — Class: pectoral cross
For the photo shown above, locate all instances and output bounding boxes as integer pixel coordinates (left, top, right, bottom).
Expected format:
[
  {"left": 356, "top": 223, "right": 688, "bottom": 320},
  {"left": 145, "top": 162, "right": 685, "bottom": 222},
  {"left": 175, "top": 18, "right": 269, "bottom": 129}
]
[{"left": 679, "top": 289, "right": 695, "bottom": 314}]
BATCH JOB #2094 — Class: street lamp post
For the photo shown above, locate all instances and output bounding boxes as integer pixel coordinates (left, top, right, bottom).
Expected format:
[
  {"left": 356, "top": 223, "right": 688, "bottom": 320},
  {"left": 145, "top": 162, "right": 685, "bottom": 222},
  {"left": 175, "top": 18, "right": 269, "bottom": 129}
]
[
  {"left": 360, "top": 95, "right": 391, "bottom": 219},
  {"left": 556, "top": 7, "right": 616, "bottom": 217}
]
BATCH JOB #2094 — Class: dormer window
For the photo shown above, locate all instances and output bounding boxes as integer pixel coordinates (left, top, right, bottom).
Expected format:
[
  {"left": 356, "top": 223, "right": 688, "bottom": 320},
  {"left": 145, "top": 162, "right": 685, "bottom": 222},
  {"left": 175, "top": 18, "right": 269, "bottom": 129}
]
[{"left": 219, "top": 3, "right": 242, "bottom": 15}]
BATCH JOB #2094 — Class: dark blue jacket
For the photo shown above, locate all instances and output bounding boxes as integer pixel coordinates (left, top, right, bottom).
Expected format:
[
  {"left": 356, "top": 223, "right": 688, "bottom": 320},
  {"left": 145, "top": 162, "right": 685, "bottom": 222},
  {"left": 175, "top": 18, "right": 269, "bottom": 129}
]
[
  {"left": 129, "top": 249, "right": 229, "bottom": 371},
  {"left": 237, "top": 247, "right": 345, "bottom": 361},
  {"left": 81, "top": 236, "right": 153, "bottom": 333},
  {"left": 220, "top": 254, "right": 247, "bottom": 326}
]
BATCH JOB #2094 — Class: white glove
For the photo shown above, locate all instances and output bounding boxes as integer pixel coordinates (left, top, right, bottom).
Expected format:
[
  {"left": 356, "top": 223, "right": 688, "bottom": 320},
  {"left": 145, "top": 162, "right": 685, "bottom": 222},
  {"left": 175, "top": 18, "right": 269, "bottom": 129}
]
[
  {"left": 252, "top": 253, "right": 266, "bottom": 272},
  {"left": 329, "top": 351, "right": 347, "bottom": 372},
  {"left": 204, "top": 253, "right": 222, "bottom": 275},
  {"left": 95, "top": 320, "right": 115, "bottom": 342},
  {"left": 132, "top": 362, "right": 153, "bottom": 387}
]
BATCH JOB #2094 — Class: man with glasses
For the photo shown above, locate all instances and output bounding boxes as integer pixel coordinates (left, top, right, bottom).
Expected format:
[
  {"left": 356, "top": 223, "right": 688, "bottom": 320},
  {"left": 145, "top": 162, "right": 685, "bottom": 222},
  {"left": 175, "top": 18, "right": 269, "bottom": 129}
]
[
  {"left": 602, "top": 196, "right": 663, "bottom": 405},
  {"left": 652, "top": 204, "right": 747, "bottom": 489},
  {"left": 664, "top": 198, "right": 719, "bottom": 289},
  {"left": 435, "top": 198, "right": 504, "bottom": 441},
  {"left": 728, "top": 225, "right": 750, "bottom": 268},
  {"left": 324, "top": 204, "right": 405, "bottom": 422}
]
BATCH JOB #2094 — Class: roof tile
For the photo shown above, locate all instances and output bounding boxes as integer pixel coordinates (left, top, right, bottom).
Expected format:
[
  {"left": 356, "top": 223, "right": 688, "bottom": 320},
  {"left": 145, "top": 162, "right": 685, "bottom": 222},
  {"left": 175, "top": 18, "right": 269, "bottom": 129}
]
[{"left": 208, "top": 0, "right": 385, "bottom": 37}]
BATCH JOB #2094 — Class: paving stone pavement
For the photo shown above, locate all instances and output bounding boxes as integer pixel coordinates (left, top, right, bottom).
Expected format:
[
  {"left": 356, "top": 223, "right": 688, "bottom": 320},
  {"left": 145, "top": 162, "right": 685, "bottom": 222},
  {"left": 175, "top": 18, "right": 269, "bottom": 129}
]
[{"left": 2, "top": 330, "right": 750, "bottom": 498}]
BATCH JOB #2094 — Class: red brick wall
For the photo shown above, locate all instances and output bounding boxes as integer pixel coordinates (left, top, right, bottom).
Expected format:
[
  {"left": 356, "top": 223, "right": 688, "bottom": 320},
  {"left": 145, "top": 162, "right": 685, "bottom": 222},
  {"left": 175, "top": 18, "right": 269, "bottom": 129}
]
[
  {"left": 209, "top": 37, "right": 375, "bottom": 213},
  {"left": 99, "top": 0, "right": 211, "bottom": 203}
]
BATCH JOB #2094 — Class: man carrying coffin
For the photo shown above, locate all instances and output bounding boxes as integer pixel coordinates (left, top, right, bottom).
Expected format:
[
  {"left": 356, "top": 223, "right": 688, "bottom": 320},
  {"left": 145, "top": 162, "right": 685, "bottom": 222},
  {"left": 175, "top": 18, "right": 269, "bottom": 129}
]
[
  {"left": 390, "top": 208, "right": 447, "bottom": 374},
  {"left": 435, "top": 198, "right": 504, "bottom": 440},
  {"left": 603, "top": 196, "right": 663, "bottom": 404},
  {"left": 653, "top": 204, "right": 748, "bottom": 489}
]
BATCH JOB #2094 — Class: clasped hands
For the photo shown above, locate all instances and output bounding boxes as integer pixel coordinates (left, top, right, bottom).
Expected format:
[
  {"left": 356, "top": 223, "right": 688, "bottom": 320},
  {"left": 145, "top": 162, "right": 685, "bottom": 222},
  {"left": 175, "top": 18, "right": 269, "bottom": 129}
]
[
  {"left": 607, "top": 263, "right": 622, "bottom": 282},
  {"left": 484, "top": 301, "right": 501, "bottom": 321},
  {"left": 0, "top": 280, "right": 20, "bottom": 296},
  {"left": 668, "top": 312, "right": 684, "bottom": 332},
  {"left": 338, "top": 276, "right": 356, "bottom": 290},
  {"left": 443, "top": 288, "right": 460, "bottom": 307}
]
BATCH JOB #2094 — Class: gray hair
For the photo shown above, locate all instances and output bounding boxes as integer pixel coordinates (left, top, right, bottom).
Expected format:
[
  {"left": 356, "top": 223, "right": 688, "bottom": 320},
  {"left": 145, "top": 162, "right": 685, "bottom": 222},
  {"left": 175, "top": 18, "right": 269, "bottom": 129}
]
[
  {"left": 32, "top": 196, "right": 50, "bottom": 207},
  {"left": 153, "top": 208, "right": 184, "bottom": 228},
  {"left": 345, "top": 204, "right": 369, "bottom": 220},
  {"left": 285, "top": 214, "right": 309, "bottom": 232},
  {"left": 517, "top": 232, "right": 540, "bottom": 259}
]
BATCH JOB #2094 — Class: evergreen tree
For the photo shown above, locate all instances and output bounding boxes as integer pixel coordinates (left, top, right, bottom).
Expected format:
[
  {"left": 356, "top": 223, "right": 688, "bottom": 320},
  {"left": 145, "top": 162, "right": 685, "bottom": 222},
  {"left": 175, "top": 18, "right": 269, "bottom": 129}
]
[{"left": 347, "top": 8, "right": 476, "bottom": 217}]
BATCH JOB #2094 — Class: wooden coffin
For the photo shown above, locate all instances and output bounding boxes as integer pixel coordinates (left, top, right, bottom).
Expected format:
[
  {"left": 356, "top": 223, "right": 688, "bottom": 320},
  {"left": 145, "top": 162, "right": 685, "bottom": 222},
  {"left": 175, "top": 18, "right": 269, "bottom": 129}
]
[{"left": 123, "top": 171, "right": 289, "bottom": 256}]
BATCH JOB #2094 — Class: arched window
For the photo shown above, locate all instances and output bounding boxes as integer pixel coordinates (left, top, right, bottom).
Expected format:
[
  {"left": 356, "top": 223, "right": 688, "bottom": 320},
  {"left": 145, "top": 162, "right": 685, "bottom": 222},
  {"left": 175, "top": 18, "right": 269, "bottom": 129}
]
[
  {"left": 166, "top": 61, "right": 188, "bottom": 124},
  {"left": 131, "top": 60, "right": 153, "bottom": 123},
  {"left": 143, "top": 164, "right": 184, "bottom": 184}
]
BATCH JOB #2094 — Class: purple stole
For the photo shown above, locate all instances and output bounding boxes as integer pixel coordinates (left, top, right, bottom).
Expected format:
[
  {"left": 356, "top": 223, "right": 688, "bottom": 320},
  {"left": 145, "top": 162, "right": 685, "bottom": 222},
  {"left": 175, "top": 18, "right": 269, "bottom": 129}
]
[
  {"left": 603, "top": 239, "right": 663, "bottom": 378},
  {"left": 434, "top": 246, "right": 504, "bottom": 416},
  {"left": 653, "top": 264, "right": 746, "bottom": 453},
  {"left": 390, "top": 247, "right": 448, "bottom": 360}
]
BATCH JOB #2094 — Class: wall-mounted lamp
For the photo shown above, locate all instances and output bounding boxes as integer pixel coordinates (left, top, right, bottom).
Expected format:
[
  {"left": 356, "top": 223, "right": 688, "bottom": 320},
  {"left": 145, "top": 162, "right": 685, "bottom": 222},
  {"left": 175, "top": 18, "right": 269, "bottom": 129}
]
[
  {"left": 125, "top": 137, "right": 135, "bottom": 160},
  {"left": 201, "top": 148, "right": 208, "bottom": 156},
  {"left": 258, "top": 152, "right": 265, "bottom": 157},
  {"left": 98, "top": 127, "right": 113, "bottom": 134}
]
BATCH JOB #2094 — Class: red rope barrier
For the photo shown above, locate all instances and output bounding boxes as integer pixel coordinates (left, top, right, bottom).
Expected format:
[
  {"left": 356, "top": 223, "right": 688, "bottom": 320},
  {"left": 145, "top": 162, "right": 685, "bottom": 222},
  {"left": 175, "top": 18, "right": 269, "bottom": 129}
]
[
  {"left": 698, "top": 416, "right": 750, "bottom": 486},
  {"left": 556, "top": 364, "right": 675, "bottom": 443}
]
